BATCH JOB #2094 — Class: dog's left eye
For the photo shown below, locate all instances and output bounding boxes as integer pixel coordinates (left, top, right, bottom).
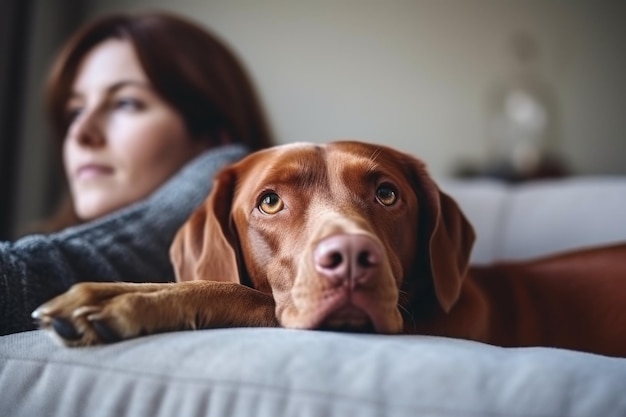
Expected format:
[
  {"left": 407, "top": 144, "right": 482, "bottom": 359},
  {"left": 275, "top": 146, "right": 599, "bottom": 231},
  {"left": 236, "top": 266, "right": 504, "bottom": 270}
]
[
  {"left": 375, "top": 184, "right": 398, "bottom": 206},
  {"left": 259, "top": 192, "right": 284, "bottom": 214}
]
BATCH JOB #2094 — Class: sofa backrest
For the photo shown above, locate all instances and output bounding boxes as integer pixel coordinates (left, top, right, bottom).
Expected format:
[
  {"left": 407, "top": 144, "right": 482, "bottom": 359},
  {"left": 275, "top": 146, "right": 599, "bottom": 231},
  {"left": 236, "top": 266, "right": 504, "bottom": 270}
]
[{"left": 439, "top": 177, "right": 626, "bottom": 264}]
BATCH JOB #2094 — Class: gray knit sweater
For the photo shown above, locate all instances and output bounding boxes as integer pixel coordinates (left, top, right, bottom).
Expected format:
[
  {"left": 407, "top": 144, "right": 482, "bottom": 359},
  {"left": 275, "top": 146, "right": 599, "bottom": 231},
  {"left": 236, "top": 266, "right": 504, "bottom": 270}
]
[{"left": 0, "top": 145, "right": 247, "bottom": 335}]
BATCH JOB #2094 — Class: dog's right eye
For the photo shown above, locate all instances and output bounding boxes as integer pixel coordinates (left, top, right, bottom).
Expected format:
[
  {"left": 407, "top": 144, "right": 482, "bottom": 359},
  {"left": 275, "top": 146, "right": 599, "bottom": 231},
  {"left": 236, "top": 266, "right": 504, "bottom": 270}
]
[
  {"left": 375, "top": 184, "right": 398, "bottom": 206},
  {"left": 259, "top": 193, "right": 284, "bottom": 215}
]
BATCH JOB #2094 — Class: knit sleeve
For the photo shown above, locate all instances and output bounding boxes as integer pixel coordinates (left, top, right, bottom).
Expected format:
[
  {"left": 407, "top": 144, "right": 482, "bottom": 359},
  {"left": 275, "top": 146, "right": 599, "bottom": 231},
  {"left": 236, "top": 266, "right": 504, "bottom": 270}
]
[{"left": 0, "top": 145, "right": 248, "bottom": 335}]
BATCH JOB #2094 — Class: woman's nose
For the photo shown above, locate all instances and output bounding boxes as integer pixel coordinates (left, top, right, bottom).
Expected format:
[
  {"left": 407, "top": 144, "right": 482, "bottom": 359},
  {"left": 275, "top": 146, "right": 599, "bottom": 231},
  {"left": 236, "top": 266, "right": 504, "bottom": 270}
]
[{"left": 67, "top": 109, "right": 106, "bottom": 147}]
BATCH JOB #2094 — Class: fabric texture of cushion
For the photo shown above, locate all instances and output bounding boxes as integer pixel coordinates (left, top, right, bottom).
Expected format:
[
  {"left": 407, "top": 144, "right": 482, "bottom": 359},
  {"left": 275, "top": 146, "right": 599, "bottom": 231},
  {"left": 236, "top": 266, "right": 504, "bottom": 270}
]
[{"left": 3, "top": 329, "right": 626, "bottom": 417}]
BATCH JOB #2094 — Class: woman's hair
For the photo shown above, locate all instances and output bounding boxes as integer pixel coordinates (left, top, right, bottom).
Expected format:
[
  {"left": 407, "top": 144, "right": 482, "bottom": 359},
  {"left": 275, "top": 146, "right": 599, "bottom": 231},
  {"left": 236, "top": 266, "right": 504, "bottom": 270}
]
[
  {"left": 34, "top": 11, "right": 274, "bottom": 233},
  {"left": 46, "top": 11, "right": 273, "bottom": 150}
]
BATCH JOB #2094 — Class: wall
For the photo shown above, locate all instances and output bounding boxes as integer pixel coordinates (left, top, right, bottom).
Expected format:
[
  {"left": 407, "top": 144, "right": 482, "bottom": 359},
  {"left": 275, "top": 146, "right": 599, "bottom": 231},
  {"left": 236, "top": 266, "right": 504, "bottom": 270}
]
[
  {"left": 82, "top": 0, "right": 626, "bottom": 176},
  {"left": 8, "top": 0, "right": 626, "bottom": 235}
]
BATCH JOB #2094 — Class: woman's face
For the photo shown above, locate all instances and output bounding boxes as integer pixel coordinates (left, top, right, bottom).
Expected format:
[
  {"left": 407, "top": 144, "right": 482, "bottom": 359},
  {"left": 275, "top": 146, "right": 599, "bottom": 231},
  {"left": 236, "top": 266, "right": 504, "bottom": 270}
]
[{"left": 63, "top": 39, "right": 206, "bottom": 220}]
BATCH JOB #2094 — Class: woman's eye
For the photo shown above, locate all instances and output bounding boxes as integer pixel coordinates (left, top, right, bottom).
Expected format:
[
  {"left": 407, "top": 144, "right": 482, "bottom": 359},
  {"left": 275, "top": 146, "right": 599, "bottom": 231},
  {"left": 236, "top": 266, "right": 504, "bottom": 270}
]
[
  {"left": 258, "top": 192, "right": 284, "bottom": 215},
  {"left": 114, "top": 98, "right": 144, "bottom": 111},
  {"left": 65, "top": 106, "right": 83, "bottom": 123},
  {"left": 375, "top": 184, "right": 398, "bottom": 206}
]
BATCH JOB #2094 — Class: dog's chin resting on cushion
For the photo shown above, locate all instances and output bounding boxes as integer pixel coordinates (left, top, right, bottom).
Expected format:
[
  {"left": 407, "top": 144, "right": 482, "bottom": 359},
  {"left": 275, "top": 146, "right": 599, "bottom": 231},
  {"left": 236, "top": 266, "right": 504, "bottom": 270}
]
[{"left": 33, "top": 140, "right": 626, "bottom": 356}]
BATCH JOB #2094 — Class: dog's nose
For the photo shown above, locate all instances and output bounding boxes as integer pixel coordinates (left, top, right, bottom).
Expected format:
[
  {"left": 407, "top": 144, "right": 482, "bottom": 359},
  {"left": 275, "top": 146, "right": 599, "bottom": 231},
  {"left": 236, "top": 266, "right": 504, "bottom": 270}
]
[{"left": 314, "top": 234, "right": 381, "bottom": 286}]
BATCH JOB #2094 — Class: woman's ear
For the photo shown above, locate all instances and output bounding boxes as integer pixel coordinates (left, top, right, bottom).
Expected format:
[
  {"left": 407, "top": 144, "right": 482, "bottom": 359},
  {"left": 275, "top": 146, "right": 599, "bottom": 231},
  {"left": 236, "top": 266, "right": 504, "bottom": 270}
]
[{"left": 169, "top": 167, "right": 241, "bottom": 283}]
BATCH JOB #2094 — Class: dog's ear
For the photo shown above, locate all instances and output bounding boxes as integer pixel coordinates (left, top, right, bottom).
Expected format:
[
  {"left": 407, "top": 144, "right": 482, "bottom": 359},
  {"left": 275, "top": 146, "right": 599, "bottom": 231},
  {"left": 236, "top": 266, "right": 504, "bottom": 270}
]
[
  {"left": 407, "top": 157, "right": 475, "bottom": 312},
  {"left": 170, "top": 167, "right": 240, "bottom": 283}
]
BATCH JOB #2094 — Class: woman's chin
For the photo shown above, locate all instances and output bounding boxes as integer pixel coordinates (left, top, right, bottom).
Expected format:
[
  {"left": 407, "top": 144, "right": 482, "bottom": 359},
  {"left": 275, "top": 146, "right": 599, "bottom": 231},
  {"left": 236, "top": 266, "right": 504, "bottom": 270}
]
[{"left": 74, "top": 197, "right": 129, "bottom": 221}]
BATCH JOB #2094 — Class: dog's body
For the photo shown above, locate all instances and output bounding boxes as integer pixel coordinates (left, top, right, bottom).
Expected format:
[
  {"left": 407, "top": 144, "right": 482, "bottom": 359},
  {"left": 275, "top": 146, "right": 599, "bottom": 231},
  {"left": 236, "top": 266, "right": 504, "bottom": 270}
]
[{"left": 34, "top": 141, "right": 626, "bottom": 356}]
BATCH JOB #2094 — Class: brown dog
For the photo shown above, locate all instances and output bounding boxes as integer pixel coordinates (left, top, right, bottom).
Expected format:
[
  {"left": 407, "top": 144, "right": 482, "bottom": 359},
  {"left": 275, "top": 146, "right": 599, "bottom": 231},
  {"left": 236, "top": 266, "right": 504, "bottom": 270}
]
[{"left": 33, "top": 141, "right": 626, "bottom": 356}]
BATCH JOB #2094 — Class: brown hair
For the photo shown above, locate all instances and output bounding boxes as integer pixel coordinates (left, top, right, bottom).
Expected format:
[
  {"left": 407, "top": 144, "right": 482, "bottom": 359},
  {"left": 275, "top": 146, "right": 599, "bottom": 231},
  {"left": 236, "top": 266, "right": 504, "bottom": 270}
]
[
  {"left": 46, "top": 11, "right": 273, "bottom": 150},
  {"left": 36, "top": 11, "right": 274, "bottom": 233}
]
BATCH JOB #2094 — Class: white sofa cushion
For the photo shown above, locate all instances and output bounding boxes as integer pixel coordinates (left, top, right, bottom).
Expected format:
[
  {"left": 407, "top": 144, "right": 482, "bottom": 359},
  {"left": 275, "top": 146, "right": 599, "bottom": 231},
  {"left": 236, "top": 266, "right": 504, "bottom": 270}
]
[
  {"left": 440, "top": 177, "right": 626, "bottom": 263},
  {"left": 2, "top": 328, "right": 626, "bottom": 417}
]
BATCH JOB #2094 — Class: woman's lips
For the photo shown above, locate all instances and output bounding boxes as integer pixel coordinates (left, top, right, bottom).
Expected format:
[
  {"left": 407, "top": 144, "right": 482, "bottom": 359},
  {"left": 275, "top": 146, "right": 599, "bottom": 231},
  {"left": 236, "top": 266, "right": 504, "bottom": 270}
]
[{"left": 75, "top": 164, "right": 114, "bottom": 180}]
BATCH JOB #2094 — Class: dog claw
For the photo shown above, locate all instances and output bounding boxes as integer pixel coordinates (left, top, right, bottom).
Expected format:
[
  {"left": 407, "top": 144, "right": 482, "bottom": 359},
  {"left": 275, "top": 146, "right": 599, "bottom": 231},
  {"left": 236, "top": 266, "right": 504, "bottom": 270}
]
[
  {"left": 51, "top": 318, "right": 82, "bottom": 341},
  {"left": 91, "top": 320, "right": 122, "bottom": 344}
]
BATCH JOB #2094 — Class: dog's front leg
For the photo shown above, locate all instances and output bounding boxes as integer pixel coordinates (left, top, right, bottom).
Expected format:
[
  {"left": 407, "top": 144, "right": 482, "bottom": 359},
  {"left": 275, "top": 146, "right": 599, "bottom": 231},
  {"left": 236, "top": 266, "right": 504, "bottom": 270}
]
[{"left": 33, "top": 281, "right": 278, "bottom": 346}]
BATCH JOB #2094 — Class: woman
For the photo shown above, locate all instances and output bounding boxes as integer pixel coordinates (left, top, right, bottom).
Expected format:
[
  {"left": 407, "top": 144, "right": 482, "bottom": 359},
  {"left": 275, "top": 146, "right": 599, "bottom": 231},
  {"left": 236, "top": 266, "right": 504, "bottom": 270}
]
[{"left": 0, "top": 11, "right": 274, "bottom": 335}]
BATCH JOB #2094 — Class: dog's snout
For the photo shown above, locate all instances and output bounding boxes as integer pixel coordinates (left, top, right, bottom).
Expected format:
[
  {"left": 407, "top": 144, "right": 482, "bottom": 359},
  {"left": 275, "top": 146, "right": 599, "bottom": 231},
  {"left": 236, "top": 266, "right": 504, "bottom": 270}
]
[{"left": 314, "top": 234, "right": 381, "bottom": 286}]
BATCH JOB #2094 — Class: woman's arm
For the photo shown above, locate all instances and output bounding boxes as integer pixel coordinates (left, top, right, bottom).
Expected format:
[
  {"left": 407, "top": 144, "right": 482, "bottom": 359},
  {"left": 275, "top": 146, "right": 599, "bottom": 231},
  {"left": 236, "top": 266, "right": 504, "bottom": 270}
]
[{"left": 0, "top": 145, "right": 248, "bottom": 335}]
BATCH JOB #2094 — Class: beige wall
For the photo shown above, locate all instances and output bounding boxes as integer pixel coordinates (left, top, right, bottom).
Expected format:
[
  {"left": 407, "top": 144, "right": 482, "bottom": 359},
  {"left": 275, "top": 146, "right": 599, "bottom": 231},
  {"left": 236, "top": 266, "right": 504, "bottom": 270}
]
[
  {"left": 11, "top": 1, "right": 626, "bottom": 235},
  {"left": 82, "top": 0, "right": 626, "bottom": 176}
]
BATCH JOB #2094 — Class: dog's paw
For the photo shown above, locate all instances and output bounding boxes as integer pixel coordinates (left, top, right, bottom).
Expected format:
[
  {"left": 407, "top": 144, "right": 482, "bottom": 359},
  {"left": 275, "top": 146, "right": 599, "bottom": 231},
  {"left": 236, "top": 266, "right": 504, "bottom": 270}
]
[{"left": 32, "top": 282, "right": 152, "bottom": 346}]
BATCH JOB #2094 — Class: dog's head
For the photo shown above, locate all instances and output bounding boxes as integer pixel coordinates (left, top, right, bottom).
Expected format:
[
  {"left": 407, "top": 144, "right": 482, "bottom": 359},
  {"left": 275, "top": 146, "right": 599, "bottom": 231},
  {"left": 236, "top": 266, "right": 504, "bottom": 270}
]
[{"left": 170, "top": 141, "right": 475, "bottom": 333}]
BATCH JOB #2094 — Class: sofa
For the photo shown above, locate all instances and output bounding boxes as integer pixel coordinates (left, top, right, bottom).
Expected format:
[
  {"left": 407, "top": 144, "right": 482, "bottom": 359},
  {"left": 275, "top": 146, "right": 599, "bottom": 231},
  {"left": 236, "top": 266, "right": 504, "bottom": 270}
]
[{"left": 2, "top": 176, "right": 626, "bottom": 417}]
